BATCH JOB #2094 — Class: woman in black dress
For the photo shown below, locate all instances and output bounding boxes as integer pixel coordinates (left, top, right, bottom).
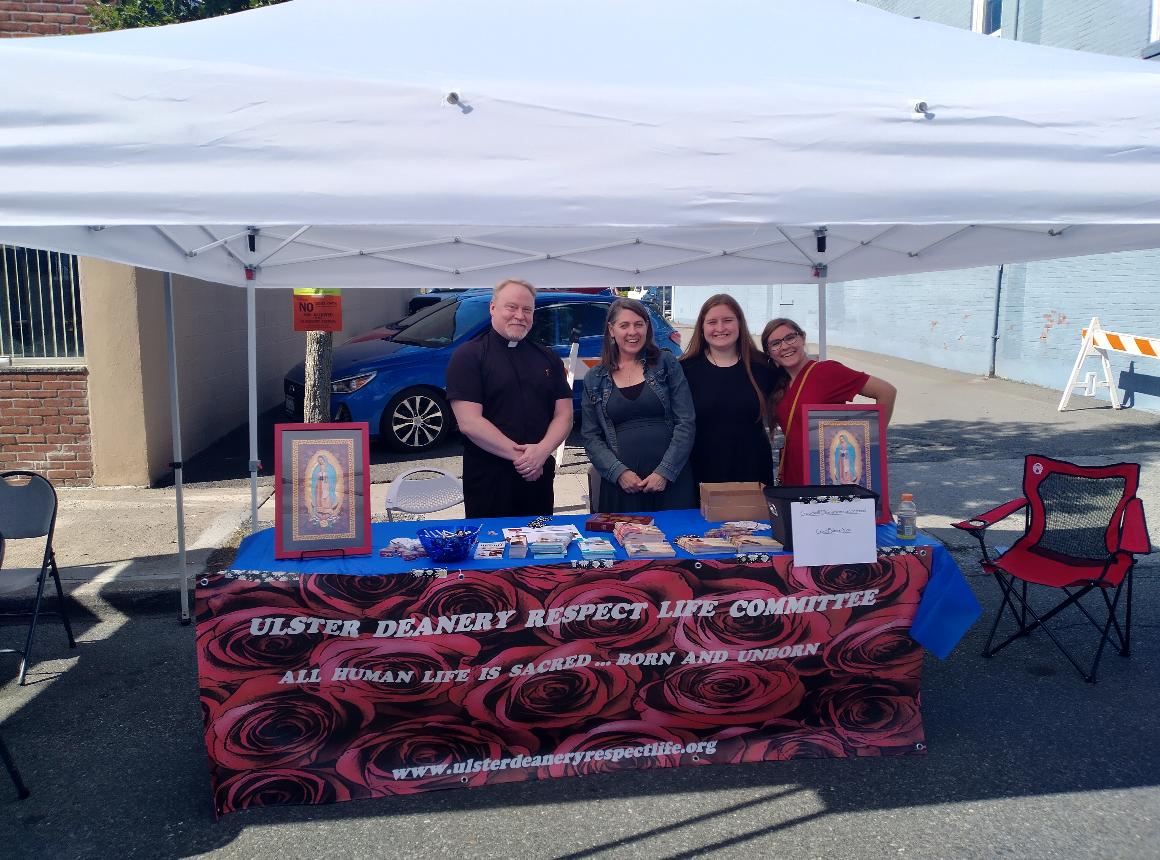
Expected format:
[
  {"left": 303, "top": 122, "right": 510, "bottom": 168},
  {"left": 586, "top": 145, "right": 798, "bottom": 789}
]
[
  {"left": 681, "top": 294, "right": 785, "bottom": 494},
  {"left": 581, "top": 298, "right": 697, "bottom": 513}
]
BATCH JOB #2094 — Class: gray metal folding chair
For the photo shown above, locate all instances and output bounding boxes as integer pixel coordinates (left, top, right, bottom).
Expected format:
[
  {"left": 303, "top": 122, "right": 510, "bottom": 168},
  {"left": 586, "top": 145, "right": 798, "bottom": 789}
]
[
  {"left": 0, "top": 471, "right": 77, "bottom": 685},
  {"left": 0, "top": 534, "right": 30, "bottom": 798},
  {"left": 384, "top": 467, "right": 464, "bottom": 521},
  {"left": 0, "top": 727, "right": 30, "bottom": 799}
]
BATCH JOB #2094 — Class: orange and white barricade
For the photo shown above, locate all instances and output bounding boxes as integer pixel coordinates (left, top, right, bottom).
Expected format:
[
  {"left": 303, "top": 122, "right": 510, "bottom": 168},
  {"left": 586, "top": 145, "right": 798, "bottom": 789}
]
[{"left": 1058, "top": 317, "right": 1159, "bottom": 411}]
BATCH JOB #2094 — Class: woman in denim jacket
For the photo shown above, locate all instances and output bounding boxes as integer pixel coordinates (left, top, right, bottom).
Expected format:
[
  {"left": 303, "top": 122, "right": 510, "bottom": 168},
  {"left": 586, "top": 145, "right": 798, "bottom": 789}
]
[{"left": 582, "top": 298, "right": 697, "bottom": 513}]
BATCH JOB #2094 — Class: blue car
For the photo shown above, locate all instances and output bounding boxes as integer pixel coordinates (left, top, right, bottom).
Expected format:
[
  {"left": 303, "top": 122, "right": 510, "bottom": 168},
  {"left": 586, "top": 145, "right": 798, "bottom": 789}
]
[{"left": 283, "top": 292, "right": 682, "bottom": 451}]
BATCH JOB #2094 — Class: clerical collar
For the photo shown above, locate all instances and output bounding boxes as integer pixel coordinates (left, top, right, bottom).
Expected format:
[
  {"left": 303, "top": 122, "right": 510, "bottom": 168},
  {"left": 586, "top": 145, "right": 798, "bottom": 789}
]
[{"left": 490, "top": 327, "right": 521, "bottom": 348}]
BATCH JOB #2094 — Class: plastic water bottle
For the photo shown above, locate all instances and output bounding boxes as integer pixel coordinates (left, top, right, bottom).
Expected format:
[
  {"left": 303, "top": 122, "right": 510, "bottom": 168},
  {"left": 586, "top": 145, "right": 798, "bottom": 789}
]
[
  {"left": 770, "top": 426, "right": 785, "bottom": 486},
  {"left": 896, "top": 493, "right": 918, "bottom": 540}
]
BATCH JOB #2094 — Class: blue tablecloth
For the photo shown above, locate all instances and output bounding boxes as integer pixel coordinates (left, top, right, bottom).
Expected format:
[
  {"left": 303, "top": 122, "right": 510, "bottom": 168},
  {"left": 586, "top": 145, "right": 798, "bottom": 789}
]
[{"left": 232, "top": 509, "right": 980, "bottom": 659}]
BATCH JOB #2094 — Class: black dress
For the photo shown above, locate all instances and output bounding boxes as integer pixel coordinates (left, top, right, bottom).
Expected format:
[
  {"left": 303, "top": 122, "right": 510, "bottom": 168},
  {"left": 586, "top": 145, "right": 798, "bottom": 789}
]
[
  {"left": 683, "top": 354, "right": 778, "bottom": 493},
  {"left": 596, "top": 382, "right": 697, "bottom": 514}
]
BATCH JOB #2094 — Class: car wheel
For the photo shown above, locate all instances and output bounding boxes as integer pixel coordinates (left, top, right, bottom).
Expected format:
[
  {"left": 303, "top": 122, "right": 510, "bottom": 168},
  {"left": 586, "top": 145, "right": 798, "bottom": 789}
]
[{"left": 381, "top": 388, "right": 451, "bottom": 452}]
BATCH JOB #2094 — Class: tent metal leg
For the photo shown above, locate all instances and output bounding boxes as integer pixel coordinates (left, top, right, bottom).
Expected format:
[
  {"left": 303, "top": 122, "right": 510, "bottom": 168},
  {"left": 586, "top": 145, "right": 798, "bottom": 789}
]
[
  {"left": 246, "top": 277, "right": 259, "bottom": 533},
  {"left": 817, "top": 281, "right": 827, "bottom": 360},
  {"left": 164, "top": 273, "right": 190, "bottom": 624}
]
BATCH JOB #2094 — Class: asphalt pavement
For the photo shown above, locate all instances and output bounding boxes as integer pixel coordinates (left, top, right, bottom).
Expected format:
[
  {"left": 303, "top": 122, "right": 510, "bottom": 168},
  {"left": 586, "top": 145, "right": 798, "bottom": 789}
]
[{"left": 1, "top": 344, "right": 1159, "bottom": 859}]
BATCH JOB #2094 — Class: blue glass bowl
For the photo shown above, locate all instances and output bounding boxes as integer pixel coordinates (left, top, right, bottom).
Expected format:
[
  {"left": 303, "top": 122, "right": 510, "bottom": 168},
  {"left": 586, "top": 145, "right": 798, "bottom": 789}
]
[{"left": 415, "top": 525, "right": 481, "bottom": 563}]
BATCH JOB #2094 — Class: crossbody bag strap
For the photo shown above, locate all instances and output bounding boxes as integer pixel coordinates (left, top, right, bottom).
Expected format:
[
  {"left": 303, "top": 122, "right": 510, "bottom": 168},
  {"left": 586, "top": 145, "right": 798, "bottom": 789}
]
[{"left": 777, "top": 360, "right": 818, "bottom": 482}]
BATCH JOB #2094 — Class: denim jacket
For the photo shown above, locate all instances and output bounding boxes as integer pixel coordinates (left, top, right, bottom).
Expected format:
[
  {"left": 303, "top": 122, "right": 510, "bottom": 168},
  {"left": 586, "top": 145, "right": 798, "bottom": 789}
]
[{"left": 581, "top": 349, "right": 696, "bottom": 484}]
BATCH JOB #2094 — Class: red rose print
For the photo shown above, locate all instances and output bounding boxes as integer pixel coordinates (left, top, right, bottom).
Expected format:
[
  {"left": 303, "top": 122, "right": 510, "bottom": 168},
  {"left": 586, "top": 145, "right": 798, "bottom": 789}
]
[
  {"left": 539, "top": 720, "right": 700, "bottom": 779},
  {"left": 311, "top": 635, "right": 481, "bottom": 713},
  {"left": 410, "top": 570, "right": 541, "bottom": 639},
  {"left": 806, "top": 682, "right": 924, "bottom": 752},
  {"left": 823, "top": 606, "right": 923, "bottom": 690},
  {"left": 635, "top": 662, "right": 804, "bottom": 729},
  {"left": 453, "top": 641, "right": 641, "bottom": 739},
  {"left": 200, "top": 686, "right": 232, "bottom": 728},
  {"left": 214, "top": 768, "right": 355, "bottom": 813},
  {"left": 197, "top": 553, "right": 934, "bottom": 810},
  {"left": 509, "top": 563, "right": 583, "bottom": 594},
  {"left": 672, "top": 580, "right": 842, "bottom": 659},
  {"left": 530, "top": 567, "right": 695, "bottom": 651},
  {"left": 197, "top": 604, "right": 328, "bottom": 685},
  {"left": 206, "top": 677, "right": 374, "bottom": 771},
  {"left": 299, "top": 571, "right": 427, "bottom": 618},
  {"left": 713, "top": 720, "right": 850, "bottom": 762},
  {"left": 789, "top": 555, "right": 928, "bottom": 607},
  {"left": 197, "top": 575, "right": 304, "bottom": 620},
  {"left": 335, "top": 715, "right": 526, "bottom": 795}
]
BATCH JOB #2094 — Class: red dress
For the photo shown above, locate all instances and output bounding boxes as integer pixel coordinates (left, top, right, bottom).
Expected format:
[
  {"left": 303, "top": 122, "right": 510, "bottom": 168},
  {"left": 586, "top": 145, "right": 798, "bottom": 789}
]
[{"left": 775, "top": 360, "right": 869, "bottom": 485}]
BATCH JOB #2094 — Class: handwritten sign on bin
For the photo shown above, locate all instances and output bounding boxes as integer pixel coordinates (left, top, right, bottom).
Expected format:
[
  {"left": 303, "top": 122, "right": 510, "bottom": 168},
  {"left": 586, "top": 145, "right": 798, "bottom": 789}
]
[{"left": 790, "top": 498, "right": 877, "bottom": 567}]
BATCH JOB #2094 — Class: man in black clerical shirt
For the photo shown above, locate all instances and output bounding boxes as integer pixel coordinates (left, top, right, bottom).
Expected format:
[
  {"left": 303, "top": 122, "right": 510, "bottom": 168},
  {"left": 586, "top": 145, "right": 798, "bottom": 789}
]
[{"left": 445, "top": 279, "right": 574, "bottom": 517}]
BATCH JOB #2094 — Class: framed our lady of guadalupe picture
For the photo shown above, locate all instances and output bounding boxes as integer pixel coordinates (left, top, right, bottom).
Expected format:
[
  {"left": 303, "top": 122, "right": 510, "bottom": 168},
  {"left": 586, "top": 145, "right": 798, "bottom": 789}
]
[
  {"left": 796, "top": 404, "right": 891, "bottom": 524},
  {"left": 273, "top": 422, "right": 372, "bottom": 559}
]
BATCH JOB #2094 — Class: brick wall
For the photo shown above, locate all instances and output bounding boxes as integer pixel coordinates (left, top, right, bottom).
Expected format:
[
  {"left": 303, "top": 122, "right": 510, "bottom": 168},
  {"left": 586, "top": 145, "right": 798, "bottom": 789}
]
[
  {"left": 0, "top": 369, "right": 93, "bottom": 484},
  {"left": 0, "top": 1, "right": 91, "bottom": 37}
]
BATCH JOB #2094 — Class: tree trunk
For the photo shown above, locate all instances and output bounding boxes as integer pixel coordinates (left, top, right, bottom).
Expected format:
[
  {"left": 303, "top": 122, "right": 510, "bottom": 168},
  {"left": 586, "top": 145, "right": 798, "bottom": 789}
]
[{"left": 303, "top": 330, "right": 333, "bottom": 423}]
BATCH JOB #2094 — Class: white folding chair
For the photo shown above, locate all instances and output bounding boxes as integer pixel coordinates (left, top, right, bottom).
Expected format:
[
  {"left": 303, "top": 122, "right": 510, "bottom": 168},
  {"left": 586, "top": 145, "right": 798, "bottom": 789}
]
[{"left": 384, "top": 468, "right": 464, "bottom": 521}]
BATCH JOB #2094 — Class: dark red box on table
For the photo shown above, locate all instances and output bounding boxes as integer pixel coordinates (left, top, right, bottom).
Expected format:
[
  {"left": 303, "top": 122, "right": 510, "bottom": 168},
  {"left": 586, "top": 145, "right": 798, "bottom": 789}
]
[{"left": 584, "top": 513, "right": 655, "bottom": 533}]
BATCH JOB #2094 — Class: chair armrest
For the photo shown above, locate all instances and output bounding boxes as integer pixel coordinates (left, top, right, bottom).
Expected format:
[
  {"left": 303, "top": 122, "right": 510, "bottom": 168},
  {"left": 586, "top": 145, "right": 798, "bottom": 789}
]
[
  {"left": 951, "top": 497, "right": 1027, "bottom": 534},
  {"left": 1116, "top": 497, "right": 1151, "bottom": 555}
]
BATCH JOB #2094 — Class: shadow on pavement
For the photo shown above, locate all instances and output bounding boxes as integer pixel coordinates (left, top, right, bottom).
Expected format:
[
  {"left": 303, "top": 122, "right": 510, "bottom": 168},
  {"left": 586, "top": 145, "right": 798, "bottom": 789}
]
[
  {"left": 155, "top": 407, "right": 466, "bottom": 489},
  {"left": 164, "top": 408, "right": 1160, "bottom": 490},
  {"left": 2, "top": 412, "right": 1158, "bottom": 857},
  {"left": 0, "top": 557, "right": 1157, "bottom": 858}
]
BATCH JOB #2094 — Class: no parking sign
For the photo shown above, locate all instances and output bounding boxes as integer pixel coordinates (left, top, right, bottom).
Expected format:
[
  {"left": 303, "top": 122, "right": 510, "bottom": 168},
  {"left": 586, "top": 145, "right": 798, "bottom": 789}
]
[{"left": 293, "top": 288, "right": 342, "bottom": 331}]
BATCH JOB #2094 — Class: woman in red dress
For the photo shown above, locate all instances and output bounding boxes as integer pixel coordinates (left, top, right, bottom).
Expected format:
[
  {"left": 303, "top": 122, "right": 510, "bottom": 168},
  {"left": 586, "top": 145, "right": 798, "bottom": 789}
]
[{"left": 761, "top": 317, "right": 896, "bottom": 486}]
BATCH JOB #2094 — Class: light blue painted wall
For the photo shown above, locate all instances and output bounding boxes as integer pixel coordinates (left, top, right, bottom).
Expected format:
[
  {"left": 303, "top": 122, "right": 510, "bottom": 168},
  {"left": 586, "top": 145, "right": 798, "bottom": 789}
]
[
  {"left": 672, "top": 252, "right": 1160, "bottom": 410},
  {"left": 754, "top": 0, "right": 1160, "bottom": 412},
  {"left": 1010, "top": 0, "right": 1153, "bottom": 56},
  {"left": 862, "top": 0, "right": 970, "bottom": 28}
]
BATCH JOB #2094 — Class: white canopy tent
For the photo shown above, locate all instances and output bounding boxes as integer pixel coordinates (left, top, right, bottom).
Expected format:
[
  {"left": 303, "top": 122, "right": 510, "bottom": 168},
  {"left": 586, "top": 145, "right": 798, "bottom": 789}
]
[{"left": 1, "top": 0, "right": 1159, "bottom": 618}]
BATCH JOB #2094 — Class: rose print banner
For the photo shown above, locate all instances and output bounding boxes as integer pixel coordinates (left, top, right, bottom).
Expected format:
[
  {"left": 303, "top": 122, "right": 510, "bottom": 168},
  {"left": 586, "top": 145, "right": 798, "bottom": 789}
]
[{"left": 196, "top": 551, "right": 931, "bottom": 815}]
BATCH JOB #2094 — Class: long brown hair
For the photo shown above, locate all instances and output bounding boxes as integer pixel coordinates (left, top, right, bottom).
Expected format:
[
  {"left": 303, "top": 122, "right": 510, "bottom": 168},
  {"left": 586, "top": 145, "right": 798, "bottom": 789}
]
[
  {"left": 600, "top": 298, "right": 660, "bottom": 370},
  {"left": 682, "top": 293, "right": 774, "bottom": 424},
  {"left": 760, "top": 317, "right": 807, "bottom": 408}
]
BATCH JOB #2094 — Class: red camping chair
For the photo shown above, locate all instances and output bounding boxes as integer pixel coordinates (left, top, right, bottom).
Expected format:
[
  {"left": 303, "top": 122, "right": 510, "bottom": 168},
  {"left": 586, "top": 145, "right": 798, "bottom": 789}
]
[{"left": 952, "top": 455, "right": 1150, "bottom": 683}]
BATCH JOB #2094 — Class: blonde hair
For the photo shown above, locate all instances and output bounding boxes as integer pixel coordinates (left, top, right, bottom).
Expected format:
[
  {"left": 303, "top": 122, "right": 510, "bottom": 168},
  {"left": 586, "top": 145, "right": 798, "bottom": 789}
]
[{"left": 492, "top": 278, "right": 537, "bottom": 301}]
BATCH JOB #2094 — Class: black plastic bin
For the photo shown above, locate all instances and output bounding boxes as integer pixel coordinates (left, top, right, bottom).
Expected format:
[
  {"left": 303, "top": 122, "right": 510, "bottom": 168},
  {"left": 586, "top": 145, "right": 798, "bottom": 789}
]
[{"left": 763, "top": 484, "right": 880, "bottom": 552}]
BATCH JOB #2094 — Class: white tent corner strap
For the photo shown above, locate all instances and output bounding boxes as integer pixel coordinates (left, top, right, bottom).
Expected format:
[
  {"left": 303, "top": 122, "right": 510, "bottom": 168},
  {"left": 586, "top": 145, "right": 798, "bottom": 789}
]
[{"left": 1, "top": 0, "right": 1159, "bottom": 287}]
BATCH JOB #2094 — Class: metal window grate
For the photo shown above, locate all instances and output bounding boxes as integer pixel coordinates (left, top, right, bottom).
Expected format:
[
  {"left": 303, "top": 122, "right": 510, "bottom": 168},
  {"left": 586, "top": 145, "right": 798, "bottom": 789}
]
[{"left": 0, "top": 245, "right": 84, "bottom": 361}]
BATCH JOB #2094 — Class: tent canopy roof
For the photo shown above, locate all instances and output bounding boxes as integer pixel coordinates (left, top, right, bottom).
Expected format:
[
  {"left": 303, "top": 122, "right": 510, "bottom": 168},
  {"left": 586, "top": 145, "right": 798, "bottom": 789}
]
[{"left": 1, "top": 0, "right": 1158, "bottom": 287}]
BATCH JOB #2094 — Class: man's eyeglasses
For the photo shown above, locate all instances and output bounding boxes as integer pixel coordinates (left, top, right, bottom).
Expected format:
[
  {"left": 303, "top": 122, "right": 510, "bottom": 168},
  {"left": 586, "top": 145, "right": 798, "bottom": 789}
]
[{"left": 766, "top": 332, "right": 801, "bottom": 350}]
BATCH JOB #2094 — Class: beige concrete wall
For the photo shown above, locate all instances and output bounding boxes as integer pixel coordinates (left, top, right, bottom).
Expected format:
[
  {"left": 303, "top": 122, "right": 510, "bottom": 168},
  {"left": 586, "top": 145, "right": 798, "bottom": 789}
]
[
  {"left": 79, "top": 259, "right": 166, "bottom": 486},
  {"left": 161, "top": 277, "right": 410, "bottom": 482},
  {"left": 81, "top": 259, "right": 412, "bottom": 486}
]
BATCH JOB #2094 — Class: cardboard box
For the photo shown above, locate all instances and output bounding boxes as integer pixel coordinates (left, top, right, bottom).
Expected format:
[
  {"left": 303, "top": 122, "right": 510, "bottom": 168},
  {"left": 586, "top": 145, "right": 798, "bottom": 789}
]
[
  {"left": 700, "top": 481, "right": 768, "bottom": 522},
  {"left": 763, "top": 484, "right": 879, "bottom": 551}
]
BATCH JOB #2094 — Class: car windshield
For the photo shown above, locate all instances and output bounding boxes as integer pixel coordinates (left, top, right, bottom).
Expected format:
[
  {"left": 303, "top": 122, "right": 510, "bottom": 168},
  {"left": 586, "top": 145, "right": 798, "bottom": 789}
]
[
  {"left": 388, "top": 300, "right": 448, "bottom": 331},
  {"left": 392, "top": 300, "right": 489, "bottom": 348}
]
